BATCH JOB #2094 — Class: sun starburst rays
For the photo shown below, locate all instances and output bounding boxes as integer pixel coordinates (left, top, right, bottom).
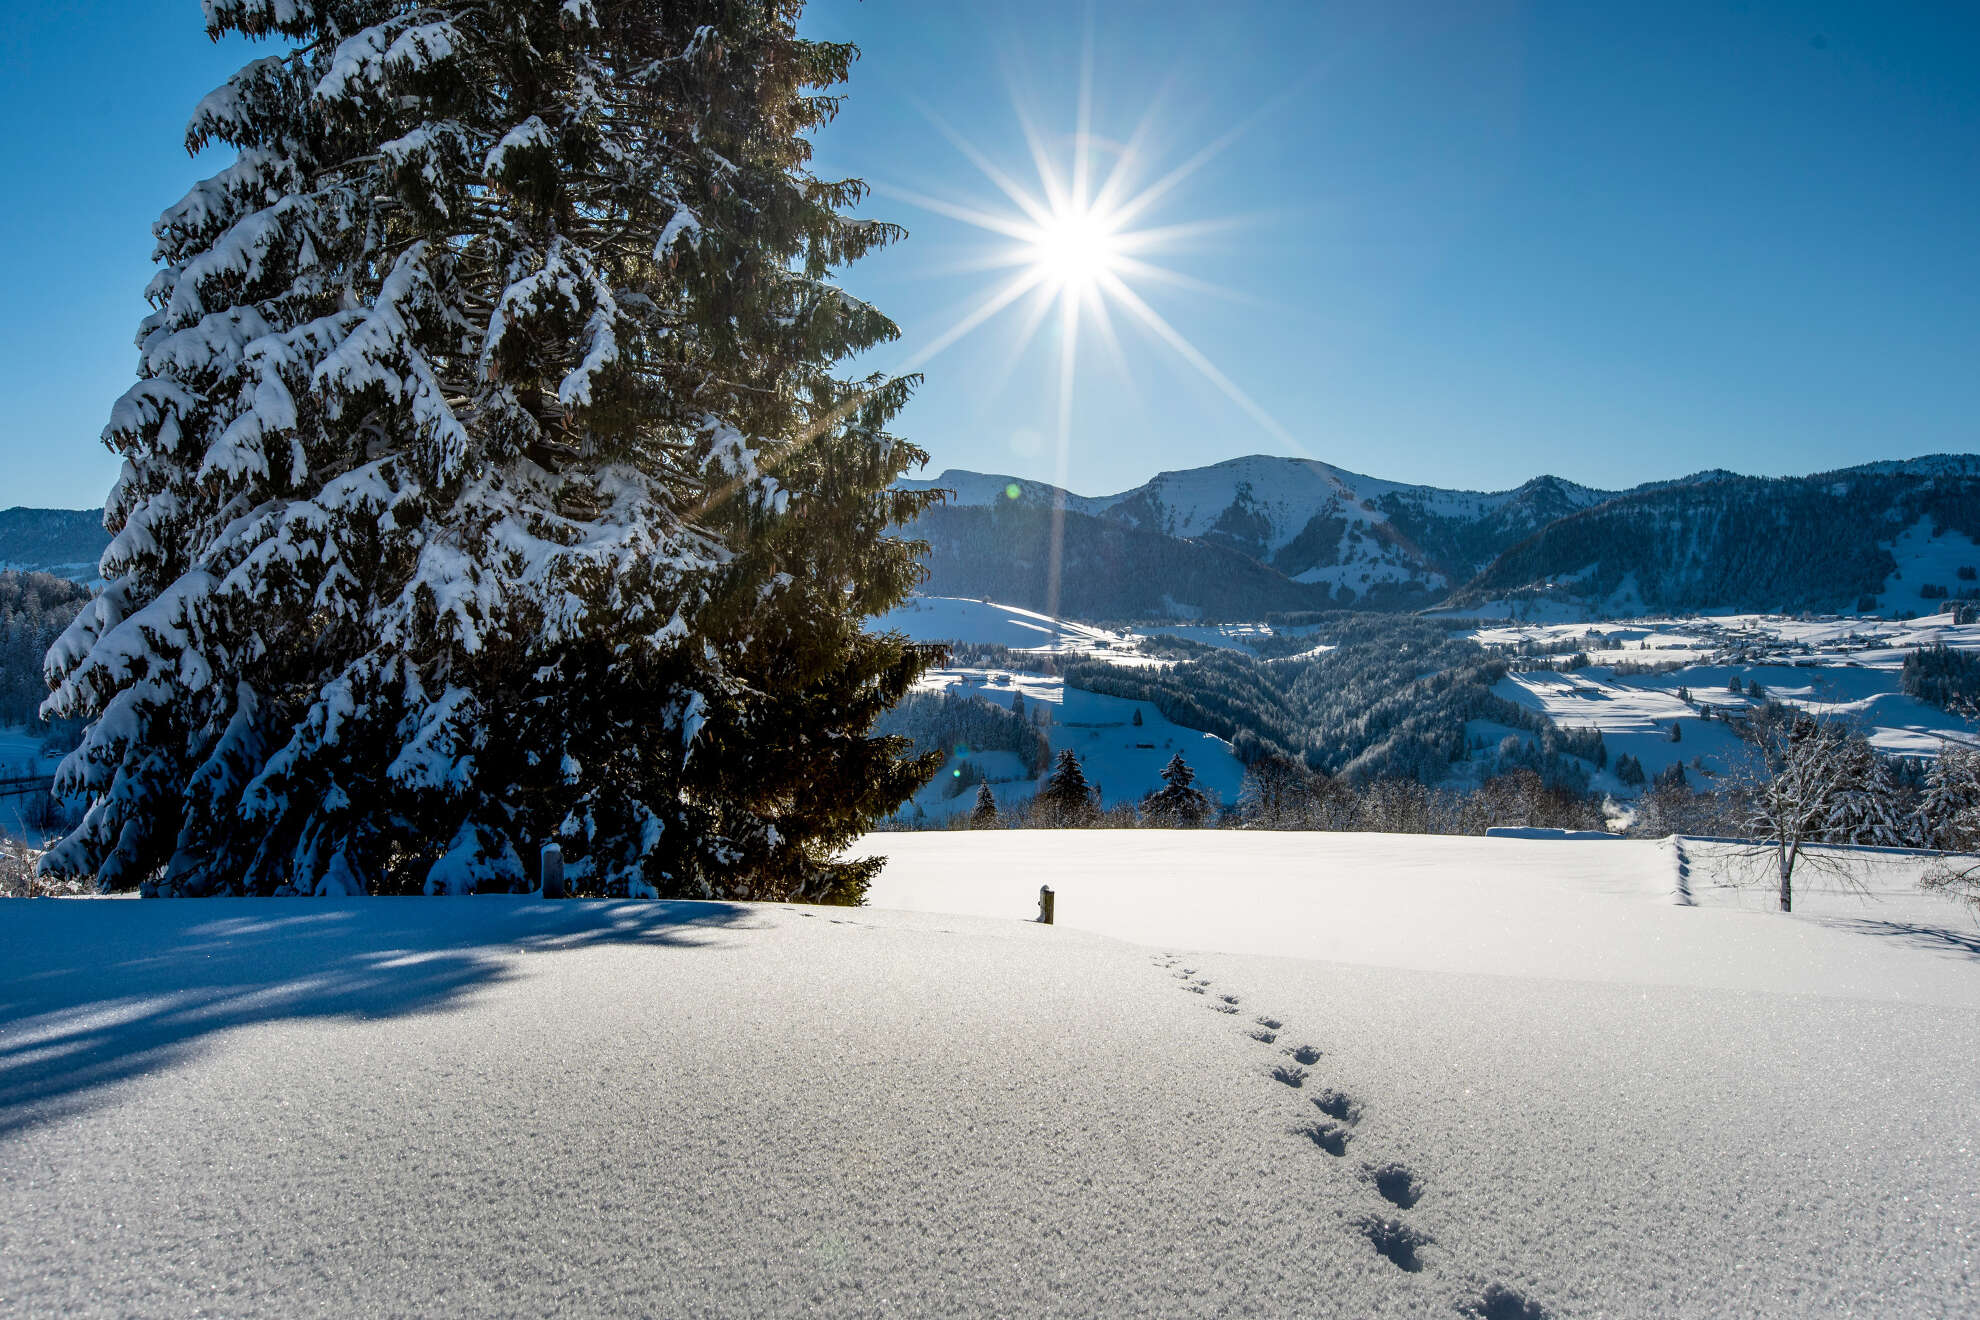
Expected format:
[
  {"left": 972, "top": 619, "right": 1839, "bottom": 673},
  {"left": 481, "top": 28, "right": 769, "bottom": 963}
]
[
  {"left": 878, "top": 84, "right": 1297, "bottom": 449},
  {"left": 869, "top": 57, "right": 1308, "bottom": 618}
]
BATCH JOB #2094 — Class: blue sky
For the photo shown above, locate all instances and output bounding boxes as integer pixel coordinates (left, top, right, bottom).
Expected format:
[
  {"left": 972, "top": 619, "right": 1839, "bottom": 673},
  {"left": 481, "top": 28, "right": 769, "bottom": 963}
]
[{"left": 1, "top": 1, "right": 1975, "bottom": 509}]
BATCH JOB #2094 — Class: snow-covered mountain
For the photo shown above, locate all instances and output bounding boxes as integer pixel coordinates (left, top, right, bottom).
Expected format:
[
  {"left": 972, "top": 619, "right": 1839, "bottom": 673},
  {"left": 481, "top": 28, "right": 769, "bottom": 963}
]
[
  {"left": 904, "top": 454, "right": 1980, "bottom": 619},
  {"left": 1449, "top": 460, "right": 1980, "bottom": 618},
  {"left": 904, "top": 455, "right": 1620, "bottom": 606}
]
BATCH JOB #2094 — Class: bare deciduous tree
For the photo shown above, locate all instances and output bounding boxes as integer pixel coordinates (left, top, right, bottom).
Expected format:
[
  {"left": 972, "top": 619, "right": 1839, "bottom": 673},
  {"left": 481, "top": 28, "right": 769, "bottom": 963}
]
[{"left": 1717, "top": 711, "right": 1867, "bottom": 912}]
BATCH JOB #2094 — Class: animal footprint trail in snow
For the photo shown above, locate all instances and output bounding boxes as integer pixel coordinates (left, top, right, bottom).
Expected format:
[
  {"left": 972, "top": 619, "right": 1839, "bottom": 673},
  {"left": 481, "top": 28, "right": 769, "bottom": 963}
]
[
  {"left": 1153, "top": 963, "right": 1459, "bottom": 1286},
  {"left": 1357, "top": 1215, "right": 1431, "bottom": 1272},
  {"left": 1365, "top": 1162, "right": 1421, "bottom": 1209},
  {"left": 1311, "top": 1089, "right": 1361, "bottom": 1125},
  {"left": 1457, "top": 1284, "right": 1551, "bottom": 1320},
  {"left": 1295, "top": 1120, "right": 1351, "bottom": 1156}
]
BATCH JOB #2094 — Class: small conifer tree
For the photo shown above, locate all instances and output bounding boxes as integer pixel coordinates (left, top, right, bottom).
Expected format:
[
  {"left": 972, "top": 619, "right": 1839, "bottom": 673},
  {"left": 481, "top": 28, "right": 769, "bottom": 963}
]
[
  {"left": 1143, "top": 753, "right": 1210, "bottom": 826},
  {"left": 970, "top": 781, "right": 998, "bottom": 827},
  {"left": 1035, "top": 749, "right": 1098, "bottom": 827}
]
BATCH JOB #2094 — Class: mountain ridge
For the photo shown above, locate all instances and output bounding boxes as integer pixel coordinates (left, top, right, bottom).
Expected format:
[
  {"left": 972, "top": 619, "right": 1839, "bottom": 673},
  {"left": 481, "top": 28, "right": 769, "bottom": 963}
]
[{"left": 903, "top": 453, "right": 1980, "bottom": 618}]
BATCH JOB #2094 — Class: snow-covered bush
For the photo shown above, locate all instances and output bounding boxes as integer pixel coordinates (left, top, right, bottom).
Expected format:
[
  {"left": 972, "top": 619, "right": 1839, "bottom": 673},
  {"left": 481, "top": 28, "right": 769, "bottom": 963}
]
[
  {"left": 41, "top": 1, "right": 938, "bottom": 900},
  {"left": 0, "top": 837, "right": 85, "bottom": 898}
]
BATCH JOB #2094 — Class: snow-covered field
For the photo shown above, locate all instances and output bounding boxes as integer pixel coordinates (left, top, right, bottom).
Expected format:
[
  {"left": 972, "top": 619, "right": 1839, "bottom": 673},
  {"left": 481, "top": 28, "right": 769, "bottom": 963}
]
[
  {"left": 1475, "top": 611, "right": 1980, "bottom": 791},
  {"left": 4, "top": 834, "right": 1975, "bottom": 1317}
]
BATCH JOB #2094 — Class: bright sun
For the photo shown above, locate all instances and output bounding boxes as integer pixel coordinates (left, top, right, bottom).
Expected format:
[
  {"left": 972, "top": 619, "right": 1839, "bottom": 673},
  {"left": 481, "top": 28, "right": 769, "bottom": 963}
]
[{"left": 1028, "top": 208, "right": 1120, "bottom": 290}]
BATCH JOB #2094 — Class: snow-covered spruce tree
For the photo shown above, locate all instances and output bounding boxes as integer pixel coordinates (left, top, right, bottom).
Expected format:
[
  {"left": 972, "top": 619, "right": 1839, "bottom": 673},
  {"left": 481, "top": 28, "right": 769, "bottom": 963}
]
[
  {"left": 969, "top": 781, "right": 997, "bottom": 827},
  {"left": 1915, "top": 746, "right": 1980, "bottom": 851},
  {"left": 41, "top": 1, "right": 940, "bottom": 901},
  {"left": 1824, "top": 738, "right": 1903, "bottom": 847},
  {"left": 1142, "top": 753, "right": 1209, "bottom": 826},
  {"left": 1034, "top": 750, "right": 1097, "bottom": 827}
]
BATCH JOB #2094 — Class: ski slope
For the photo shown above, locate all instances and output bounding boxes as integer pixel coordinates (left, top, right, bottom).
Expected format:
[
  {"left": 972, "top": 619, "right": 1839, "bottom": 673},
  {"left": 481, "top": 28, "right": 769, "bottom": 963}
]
[{"left": 5, "top": 834, "right": 1974, "bottom": 1318}]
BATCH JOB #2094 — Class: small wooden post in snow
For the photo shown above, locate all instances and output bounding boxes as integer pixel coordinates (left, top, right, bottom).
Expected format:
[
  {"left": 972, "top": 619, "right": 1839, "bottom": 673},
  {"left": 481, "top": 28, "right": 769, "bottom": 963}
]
[
  {"left": 1038, "top": 885, "right": 1055, "bottom": 925},
  {"left": 541, "top": 843, "right": 565, "bottom": 900}
]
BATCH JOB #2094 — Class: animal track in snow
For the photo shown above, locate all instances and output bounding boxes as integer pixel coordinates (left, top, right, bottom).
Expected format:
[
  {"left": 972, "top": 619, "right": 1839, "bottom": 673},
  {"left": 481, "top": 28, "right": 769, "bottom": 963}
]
[
  {"left": 1248, "top": 1029, "right": 1278, "bottom": 1044},
  {"left": 1356, "top": 1216, "right": 1430, "bottom": 1272},
  {"left": 1311, "top": 1089, "right": 1361, "bottom": 1125},
  {"left": 1209, "top": 1003, "right": 1239, "bottom": 1014},
  {"left": 1270, "top": 1064, "right": 1308, "bottom": 1088},
  {"left": 1457, "top": 1284, "right": 1550, "bottom": 1319},
  {"left": 1253, "top": 1016, "right": 1283, "bottom": 1030},
  {"left": 1295, "top": 1121, "right": 1351, "bottom": 1156},
  {"left": 1184, "top": 984, "right": 1207, "bottom": 994},
  {"left": 1366, "top": 1162, "right": 1421, "bottom": 1209},
  {"left": 1283, "top": 1044, "right": 1322, "bottom": 1065},
  {"left": 1219, "top": 994, "right": 1240, "bottom": 1005}
]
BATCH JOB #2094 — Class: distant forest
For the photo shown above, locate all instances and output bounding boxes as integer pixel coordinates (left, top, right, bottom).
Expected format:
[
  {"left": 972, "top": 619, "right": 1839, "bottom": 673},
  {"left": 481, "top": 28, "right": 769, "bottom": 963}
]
[
  {"left": 0, "top": 572, "right": 88, "bottom": 728},
  {"left": 1067, "top": 614, "right": 1604, "bottom": 790}
]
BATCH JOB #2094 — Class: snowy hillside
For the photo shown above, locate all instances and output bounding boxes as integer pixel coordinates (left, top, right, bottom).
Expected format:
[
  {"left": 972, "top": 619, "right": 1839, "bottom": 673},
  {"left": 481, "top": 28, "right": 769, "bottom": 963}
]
[
  {"left": 6, "top": 834, "right": 1975, "bottom": 1317},
  {"left": 876, "top": 595, "right": 1144, "bottom": 658},
  {"left": 874, "top": 597, "right": 1245, "bottom": 819},
  {"left": 901, "top": 668, "right": 1246, "bottom": 820}
]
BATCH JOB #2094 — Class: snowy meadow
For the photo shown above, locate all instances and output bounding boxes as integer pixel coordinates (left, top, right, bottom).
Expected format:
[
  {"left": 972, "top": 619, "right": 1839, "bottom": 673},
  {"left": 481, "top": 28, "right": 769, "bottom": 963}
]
[
  {"left": 5, "top": 0, "right": 1980, "bottom": 1315},
  {"left": 5, "top": 831, "right": 1976, "bottom": 1317}
]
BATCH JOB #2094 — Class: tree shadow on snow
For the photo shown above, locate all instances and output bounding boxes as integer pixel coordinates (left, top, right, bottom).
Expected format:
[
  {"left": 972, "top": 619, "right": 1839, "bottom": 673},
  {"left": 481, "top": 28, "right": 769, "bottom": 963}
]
[
  {"left": 1818, "top": 916, "right": 1980, "bottom": 962},
  {"left": 0, "top": 897, "right": 753, "bottom": 1138}
]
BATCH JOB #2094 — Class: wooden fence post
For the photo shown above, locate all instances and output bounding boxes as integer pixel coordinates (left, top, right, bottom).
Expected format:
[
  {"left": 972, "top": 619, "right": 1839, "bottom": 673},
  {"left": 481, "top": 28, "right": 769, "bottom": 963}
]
[
  {"left": 541, "top": 843, "right": 565, "bottom": 900},
  {"left": 1038, "top": 885, "right": 1054, "bottom": 925}
]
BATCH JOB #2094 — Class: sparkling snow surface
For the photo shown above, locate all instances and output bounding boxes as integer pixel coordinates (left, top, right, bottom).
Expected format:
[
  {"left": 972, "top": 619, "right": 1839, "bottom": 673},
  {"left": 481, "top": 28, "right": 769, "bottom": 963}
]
[{"left": 4, "top": 834, "right": 1977, "bottom": 1318}]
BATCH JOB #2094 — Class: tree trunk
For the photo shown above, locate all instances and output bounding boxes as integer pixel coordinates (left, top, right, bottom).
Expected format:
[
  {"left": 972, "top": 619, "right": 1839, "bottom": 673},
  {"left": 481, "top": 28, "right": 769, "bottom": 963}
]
[{"left": 1777, "top": 843, "right": 1794, "bottom": 913}]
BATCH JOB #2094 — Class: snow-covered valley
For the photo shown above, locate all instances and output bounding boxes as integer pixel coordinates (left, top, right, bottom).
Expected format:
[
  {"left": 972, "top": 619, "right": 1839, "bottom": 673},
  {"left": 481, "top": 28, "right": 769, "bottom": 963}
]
[{"left": 4, "top": 833, "right": 1974, "bottom": 1317}]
